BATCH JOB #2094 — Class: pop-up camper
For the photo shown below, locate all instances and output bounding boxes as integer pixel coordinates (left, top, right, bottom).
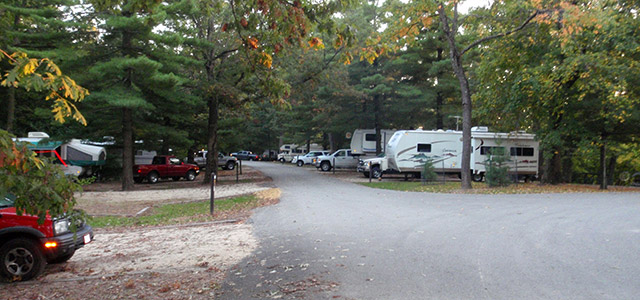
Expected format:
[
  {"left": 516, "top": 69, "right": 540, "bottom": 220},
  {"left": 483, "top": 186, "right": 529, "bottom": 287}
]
[
  {"left": 350, "top": 129, "right": 396, "bottom": 155},
  {"left": 385, "top": 127, "right": 539, "bottom": 181},
  {"left": 14, "top": 132, "right": 106, "bottom": 177}
]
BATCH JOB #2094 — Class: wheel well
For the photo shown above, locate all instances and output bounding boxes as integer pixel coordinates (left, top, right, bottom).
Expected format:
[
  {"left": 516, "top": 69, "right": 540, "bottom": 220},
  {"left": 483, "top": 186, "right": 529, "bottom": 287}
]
[{"left": 0, "top": 231, "right": 43, "bottom": 249}]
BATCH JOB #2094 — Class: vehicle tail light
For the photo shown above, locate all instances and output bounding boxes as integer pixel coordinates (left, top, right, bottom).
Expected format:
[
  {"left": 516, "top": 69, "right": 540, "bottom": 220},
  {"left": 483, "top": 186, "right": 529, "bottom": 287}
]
[{"left": 45, "top": 241, "right": 58, "bottom": 248}]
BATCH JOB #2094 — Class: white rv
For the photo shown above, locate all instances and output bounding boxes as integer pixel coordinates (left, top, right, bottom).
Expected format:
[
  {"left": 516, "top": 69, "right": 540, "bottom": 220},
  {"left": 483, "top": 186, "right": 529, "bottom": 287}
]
[
  {"left": 14, "top": 132, "right": 107, "bottom": 177},
  {"left": 385, "top": 127, "right": 539, "bottom": 181},
  {"left": 350, "top": 129, "right": 396, "bottom": 155},
  {"left": 277, "top": 143, "right": 323, "bottom": 162}
]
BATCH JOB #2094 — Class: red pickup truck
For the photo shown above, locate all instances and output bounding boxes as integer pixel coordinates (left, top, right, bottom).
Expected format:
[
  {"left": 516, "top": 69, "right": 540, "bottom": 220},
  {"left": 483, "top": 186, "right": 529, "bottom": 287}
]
[
  {"left": 1, "top": 194, "right": 94, "bottom": 281},
  {"left": 134, "top": 155, "right": 200, "bottom": 183}
]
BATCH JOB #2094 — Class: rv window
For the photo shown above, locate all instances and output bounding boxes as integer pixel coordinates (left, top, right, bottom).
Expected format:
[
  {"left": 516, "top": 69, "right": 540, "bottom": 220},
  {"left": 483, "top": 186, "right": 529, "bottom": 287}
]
[
  {"left": 284, "top": 145, "right": 290, "bottom": 149},
  {"left": 510, "top": 147, "right": 534, "bottom": 157},
  {"left": 417, "top": 144, "right": 431, "bottom": 153},
  {"left": 365, "top": 134, "right": 376, "bottom": 142},
  {"left": 335, "top": 151, "right": 345, "bottom": 157},
  {"left": 480, "top": 146, "right": 506, "bottom": 156},
  {"left": 169, "top": 158, "right": 181, "bottom": 165}
]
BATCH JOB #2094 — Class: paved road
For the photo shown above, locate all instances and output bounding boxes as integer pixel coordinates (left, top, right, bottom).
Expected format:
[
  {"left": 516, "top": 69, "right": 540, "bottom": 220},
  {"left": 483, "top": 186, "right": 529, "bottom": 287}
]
[{"left": 219, "top": 161, "right": 640, "bottom": 299}]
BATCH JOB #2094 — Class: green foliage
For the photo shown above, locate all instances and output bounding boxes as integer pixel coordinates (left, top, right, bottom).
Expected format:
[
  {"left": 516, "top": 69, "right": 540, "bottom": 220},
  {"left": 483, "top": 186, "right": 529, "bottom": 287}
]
[
  {"left": 484, "top": 148, "right": 511, "bottom": 187},
  {"left": 421, "top": 159, "right": 438, "bottom": 184},
  {"left": 0, "top": 129, "right": 83, "bottom": 223}
]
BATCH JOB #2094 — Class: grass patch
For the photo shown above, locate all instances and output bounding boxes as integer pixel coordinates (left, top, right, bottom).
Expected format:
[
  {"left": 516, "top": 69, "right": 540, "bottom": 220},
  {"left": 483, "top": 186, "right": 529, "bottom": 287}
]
[
  {"left": 358, "top": 181, "right": 640, "bottom": 194},
  {"left": 90, "top": 194, "right": 269, "bottom": 228}
]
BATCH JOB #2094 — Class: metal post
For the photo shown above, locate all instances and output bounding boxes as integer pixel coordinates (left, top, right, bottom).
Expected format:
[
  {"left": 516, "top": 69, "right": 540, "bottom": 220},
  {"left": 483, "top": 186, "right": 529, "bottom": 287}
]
[
  {"left": 210, "top": 173, "right": 216, "bottom": 215},
  {"left": 442, "top": 160, "right": 445, "bottom": 184},
  {"left": 333, "top": 157, "right": 336, "bottom": 174},
  {"left": 369, "top": 162, "right": 372, "bottom": 183},
  {"left": 239, "top": 160, "right": 242, "bottom": 175},
  {"left": 236, "top": 161, "right": 239, "bottom": 183}
]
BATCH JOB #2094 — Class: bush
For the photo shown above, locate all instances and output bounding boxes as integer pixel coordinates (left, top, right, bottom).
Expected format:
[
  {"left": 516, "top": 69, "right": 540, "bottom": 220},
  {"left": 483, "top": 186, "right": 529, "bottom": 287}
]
[
  {"left": 421, "top": 159, "right": 438, "bottom": 184},
  {"left": 485, "top": 149, "right": 511, "bottom": 187}
]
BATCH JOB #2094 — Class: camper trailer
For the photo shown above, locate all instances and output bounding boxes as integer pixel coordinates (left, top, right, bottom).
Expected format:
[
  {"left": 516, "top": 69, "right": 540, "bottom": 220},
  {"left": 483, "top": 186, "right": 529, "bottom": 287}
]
[
  {"left": 277, "top": 143, "right": 323, "bottom": 162},
  {"left": 350, "top": 129, "right": 396, "bottom": 155},
  {"left": 385, "top": 127, "right": 539, "bottom": 181},
  {"left": 14, "top": 132, "right": 107, "bottom": 177}
]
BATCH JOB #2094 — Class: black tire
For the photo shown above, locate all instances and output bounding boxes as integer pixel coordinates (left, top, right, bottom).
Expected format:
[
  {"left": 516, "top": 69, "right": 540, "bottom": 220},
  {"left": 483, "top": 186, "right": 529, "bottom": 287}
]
[
  {"left": 147, "top": 172, "right": 159, "bottom": 184},
  {"left": 297, "top": 160, "right": 304, "bottom": 167},
  {"left": 0, "top": 238, "right": 46, "bottom": 281},
  {"left": 47, "top": 252, "right": 75, "bottom": 264},
  {"left": 226, "top": 162, "right": 236, "bottom": 170},
  {"left": 172, "top": 176, "right": 181, "bottom": 181},
  {"left": 279, "top": 158, "right": 285, "bottom": 163},
  {"left": 320, "top": 161, "right": 331, "bottom": 172},
  {"left": 371, "top": 166, "right": 382, "bottom": 178},
  {"left": 185, "top": 170, "right": 197, "bottom": 181},
  {"left": 134, "top": 177, "right": 144, "bottom": 184},
  {"left": 472, "top": 173, "right": 484, "bottom": 182}
]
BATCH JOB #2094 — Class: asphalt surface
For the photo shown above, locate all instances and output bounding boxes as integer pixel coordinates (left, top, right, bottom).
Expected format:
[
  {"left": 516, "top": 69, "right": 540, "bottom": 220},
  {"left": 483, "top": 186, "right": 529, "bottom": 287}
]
[{"left": 219, "top": 161, "right": 640, "bottom": 299}]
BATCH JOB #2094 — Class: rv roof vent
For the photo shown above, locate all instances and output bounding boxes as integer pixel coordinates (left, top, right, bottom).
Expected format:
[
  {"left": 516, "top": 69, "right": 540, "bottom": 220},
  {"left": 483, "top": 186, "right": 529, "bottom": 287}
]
[
  {"left": 27, "top": 132, "right": 50, "bottom": 138},
  {"left": 436, "top": 129, "right": 445, "bottom": 132},
  {"left": 471, "top": 126, "right": 489, "bottom": 132}
]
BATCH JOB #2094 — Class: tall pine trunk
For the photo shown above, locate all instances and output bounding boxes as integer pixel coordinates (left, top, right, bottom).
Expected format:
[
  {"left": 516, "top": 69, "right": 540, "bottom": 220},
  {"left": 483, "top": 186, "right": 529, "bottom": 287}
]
[
  {"left": 5, "top": 88, "right": 15, "bottom": 133},
  {"left": 204, "top": 93, "right": 219, "bottom": 183},
  {"left": 599, "top": 142, "right": 607, "bottom": 190},
  {"left": 121, "top": 107, "right": 134, "bottom": 190}
]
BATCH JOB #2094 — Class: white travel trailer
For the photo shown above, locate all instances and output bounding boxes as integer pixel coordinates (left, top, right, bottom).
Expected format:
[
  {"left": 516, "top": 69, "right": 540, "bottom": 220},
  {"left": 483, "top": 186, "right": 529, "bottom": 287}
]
[
  {"left": 277, "top": 143, "right": 323, "bottom": 162},
  {"left": 350, "top": 129, "right": 396, "bottom": 155},
  {"left": 14, "top": 132, "right": 107, "bottom": 177},
  {"left": 385, "top": 127, "right": 539, "bottom": 181}
]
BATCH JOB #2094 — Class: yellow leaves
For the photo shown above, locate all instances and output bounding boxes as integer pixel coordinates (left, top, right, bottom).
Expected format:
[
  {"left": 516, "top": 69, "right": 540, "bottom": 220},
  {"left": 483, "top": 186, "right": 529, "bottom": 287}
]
[
  {"left": 308, "top": 37, "right": 324, "bottom": 50},
  {"left": 259, "top": 52, "right": 272, "bottom": 68},
  {"left": 334, "top": 34, "right": 345, "bottom": 49},
  {"left": 420, "top": 16, "right": 433, "bottom": 29}
]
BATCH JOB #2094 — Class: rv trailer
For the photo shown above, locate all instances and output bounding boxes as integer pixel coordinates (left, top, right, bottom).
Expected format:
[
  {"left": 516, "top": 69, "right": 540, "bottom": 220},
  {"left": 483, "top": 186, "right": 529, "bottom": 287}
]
[
  {"left": 385, "top": 127, "right": 539, "bottom": 181},
  {"left": 14, "top": 132, "right": 107, "bottom": 177},
  {"left": 350, "top": 129, "right": 396, "bottom": 155},
  {"left": 277, "top": 143, "right": 323, "bottom": 162}
]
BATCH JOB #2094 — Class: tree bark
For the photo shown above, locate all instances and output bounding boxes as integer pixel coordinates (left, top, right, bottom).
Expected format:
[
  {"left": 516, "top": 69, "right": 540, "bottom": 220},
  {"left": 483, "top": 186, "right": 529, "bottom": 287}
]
[
  {"left": 599, "top": 142, "right": 607, "bottom": 190},
  {"left": 121, "top": 107, "right": 134, "bottom": 190},
  {"left": 374, "top": 94, "right": 382, "bottom": 155},
  {"left": 204, "top": 93, "right": 219, "bottom": 183}
]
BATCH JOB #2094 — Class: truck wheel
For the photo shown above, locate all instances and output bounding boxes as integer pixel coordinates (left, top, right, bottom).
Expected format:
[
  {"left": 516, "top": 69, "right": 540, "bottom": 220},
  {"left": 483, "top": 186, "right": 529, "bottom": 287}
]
[
  {"left": 320, "top": 162, "right": 331, "bottom": 172},
  {"left": 0, "top": 238, "right": 46, "bottom": 281},
  {"left": 47, "top": 252, "right": 75, "bottom": 264},
  {"left": 279, "top": 158, "right": 285, "bottom": 163},
  {"left": 472, "top": 173, "right": 484, "bottom": 182},
  {"left": 371, "top": 166, "right": 382, "bottom": 178},
  {"left": 186, "top": 170, "right": 197, "bottom": 181},
  {"left": 147, "top": 172, "right": 159, "bottom": 184},
  {"left": 297, "top": 160, "right": 304, "bottom": 167},
  {"left": 226, "top": 161, "right": 236, "bottom": 170}
]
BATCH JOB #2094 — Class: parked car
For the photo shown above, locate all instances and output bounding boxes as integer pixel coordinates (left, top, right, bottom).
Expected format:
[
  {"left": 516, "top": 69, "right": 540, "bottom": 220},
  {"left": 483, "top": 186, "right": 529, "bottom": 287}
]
[
  {"left": 133, "top": 155, "right": 200, "bottom": 183},
  {"left": 230, "top": 150, "right": 259, "bottom": 161},
  {"left": 292, "top": 151, "right": 330, "bottom": 167},
  {"left": 0, "top": 194, "right": 94, "bottom": 281},
  {"left": 192, "top": 151, "right": 237, "bottom": 170},
  {"left": 261, "top": 149, "right": 278, "bottom": 161},
  {"left": 314, "top": 149, "right": 362, "bottom": 172}
]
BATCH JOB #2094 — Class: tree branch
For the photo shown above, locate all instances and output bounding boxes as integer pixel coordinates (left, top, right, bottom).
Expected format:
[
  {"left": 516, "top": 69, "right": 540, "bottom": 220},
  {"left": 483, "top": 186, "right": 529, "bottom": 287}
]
[{"left": 460, "top": 9, "right": 550, "bottom": 57}]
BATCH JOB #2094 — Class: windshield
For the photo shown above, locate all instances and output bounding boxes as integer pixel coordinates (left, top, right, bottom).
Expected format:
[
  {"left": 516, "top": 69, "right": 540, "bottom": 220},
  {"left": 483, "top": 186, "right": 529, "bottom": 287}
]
[{"left": 1, "top": 194, "right": 15, "bottom": 208}]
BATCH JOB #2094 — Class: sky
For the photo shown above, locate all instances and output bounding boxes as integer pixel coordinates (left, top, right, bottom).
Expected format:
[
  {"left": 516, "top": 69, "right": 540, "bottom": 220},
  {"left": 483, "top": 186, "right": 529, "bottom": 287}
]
[{"left": 458, "top": 0, "right": 493, "bottom": 13}]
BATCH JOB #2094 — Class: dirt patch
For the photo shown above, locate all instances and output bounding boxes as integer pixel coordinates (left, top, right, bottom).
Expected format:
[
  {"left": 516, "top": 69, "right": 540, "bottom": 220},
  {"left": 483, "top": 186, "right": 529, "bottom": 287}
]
[{"left": 0, "top": 167, "right": 278, "bottom": 299}]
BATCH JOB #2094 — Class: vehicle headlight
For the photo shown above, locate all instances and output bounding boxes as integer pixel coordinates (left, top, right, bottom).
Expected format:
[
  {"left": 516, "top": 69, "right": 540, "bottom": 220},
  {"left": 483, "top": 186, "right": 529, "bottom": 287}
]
[{"left": 54, "top": 219, "right": 71, "bottom": 235}]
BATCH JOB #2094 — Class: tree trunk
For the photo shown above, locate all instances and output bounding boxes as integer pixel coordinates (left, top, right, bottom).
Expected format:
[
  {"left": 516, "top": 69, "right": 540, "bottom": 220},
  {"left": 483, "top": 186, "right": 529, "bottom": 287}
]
[
  {"left": 5, "top": 88, "right": 15, "bottom": 133},
  {"left": 374, "top": 94, "right": 382, "bottom": 155},
  {"left": 328, "top": 132, "right": 335, "bottom": 152},
  {"left": 121, "top": 107, "right": 134, "bottom": 190},
  {"left": 607, "top": 155, "right": 616, "bottom": 185},
  {"left": 599, "top": 142, "right": 607, "bottom": 190},
  {"left": 435, "top": 47, "right": 444, "bottom": 130},
  {"left": 204, "top": 93, "right": 219, "bottom": 183}
]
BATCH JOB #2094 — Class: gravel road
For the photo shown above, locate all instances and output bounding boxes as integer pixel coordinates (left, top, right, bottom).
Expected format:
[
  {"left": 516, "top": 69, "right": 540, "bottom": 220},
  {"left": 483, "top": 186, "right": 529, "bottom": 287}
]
[{"left": 218, "top": 161, "right": 640, "bottom": 299}]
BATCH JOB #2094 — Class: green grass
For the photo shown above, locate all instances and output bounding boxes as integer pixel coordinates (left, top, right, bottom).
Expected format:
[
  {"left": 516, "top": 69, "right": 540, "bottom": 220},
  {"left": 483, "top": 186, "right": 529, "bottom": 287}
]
[
  {"left": 89, "top": 195, "right": 258, "bottom": 228},
  {"left": 358, "top": 181, "right": 639, "bottom": 194}
]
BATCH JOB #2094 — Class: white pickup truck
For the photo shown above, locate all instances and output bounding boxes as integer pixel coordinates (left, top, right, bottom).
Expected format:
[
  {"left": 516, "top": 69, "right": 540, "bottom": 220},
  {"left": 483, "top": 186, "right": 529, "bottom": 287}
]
[
  {"left": 292, "top": 151, "right": 330, "bottom": 167},
  {"left": 192, "top": 151, "right": 237, "bottom": 170},
  {"left": 314, "top": 149, "right": 362, "bottom": 172},
  {"left": 357, "top": 154, "right": 388, "bottom": 178}
]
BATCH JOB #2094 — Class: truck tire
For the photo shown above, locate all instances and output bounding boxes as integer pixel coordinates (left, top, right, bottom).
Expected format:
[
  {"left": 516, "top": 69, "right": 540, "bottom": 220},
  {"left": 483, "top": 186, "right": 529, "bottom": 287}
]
[
  {"left": 320, "top": 161, "right": 332, "bottom": 172},
  {"left": 0, "top": 238, "right": 46, "bottom": 281},
  {"left": 226, "top": 161, "right": 236, "bottom": 170},
  {"left": 297, "top": 160, "right": 304, "bottom": 167},
  {"left": 472, "top": 173, "right": 484, "bottom": 182},
  {"left": 279, "top": 158, "right": 285, "bottom": 163},
  {"left": 47, "top": 252, "right": 75, "bottom": 264},
  {"left": 147, "top": 171, "right": 159, "bottom": 184},
  {"left": 371, "top": 166, "right": 382, "bottom": 178},
  {"left": 185, "top": 170, "right": 197, "bottom": 181}
]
